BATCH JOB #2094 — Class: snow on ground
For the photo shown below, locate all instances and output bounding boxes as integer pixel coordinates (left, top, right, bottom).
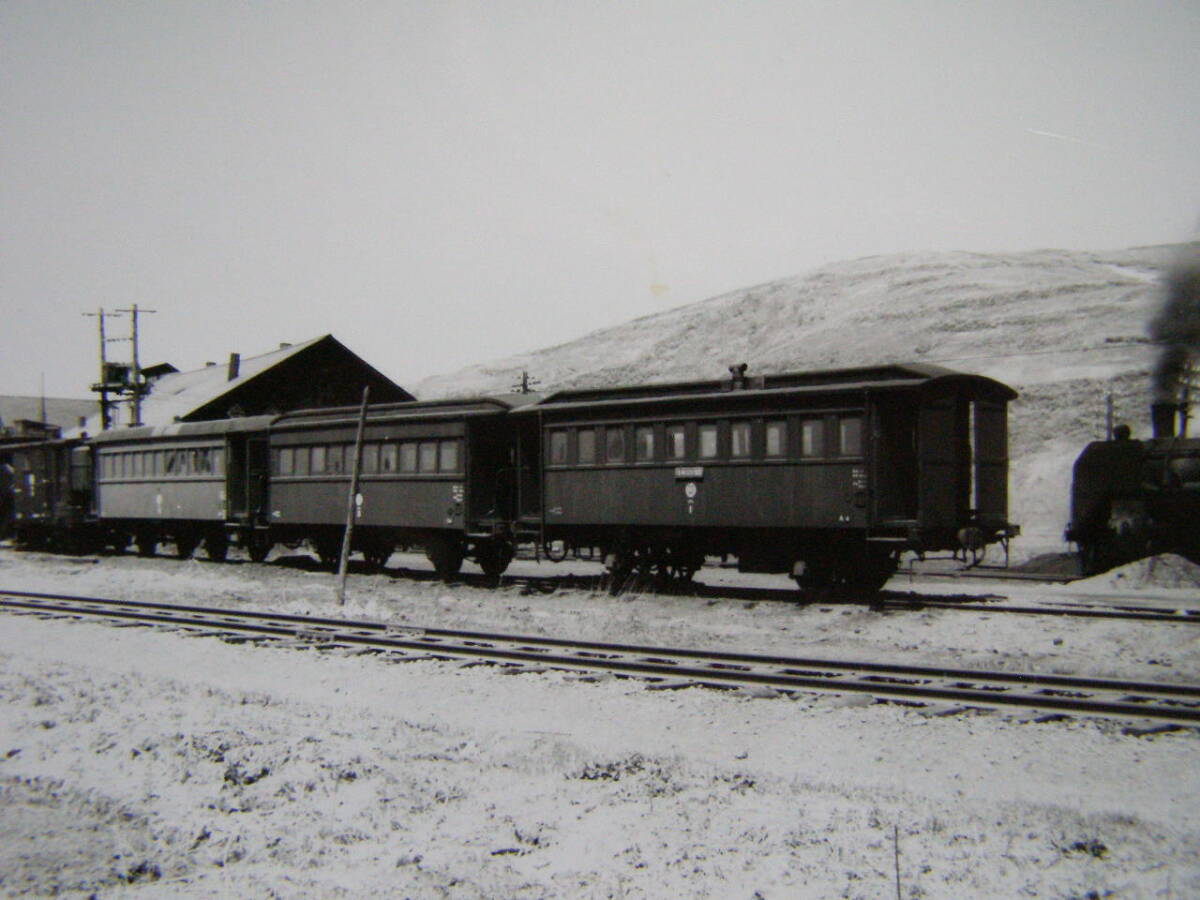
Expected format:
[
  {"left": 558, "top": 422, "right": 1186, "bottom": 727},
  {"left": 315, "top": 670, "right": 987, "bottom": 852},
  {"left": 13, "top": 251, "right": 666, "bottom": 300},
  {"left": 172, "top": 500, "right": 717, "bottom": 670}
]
[
  {"left": 2, "top": 546, "right": 1199, "bottom": 898},
  {"left": 1054, "top": 554, "right": 1200, "bottom": 598}
]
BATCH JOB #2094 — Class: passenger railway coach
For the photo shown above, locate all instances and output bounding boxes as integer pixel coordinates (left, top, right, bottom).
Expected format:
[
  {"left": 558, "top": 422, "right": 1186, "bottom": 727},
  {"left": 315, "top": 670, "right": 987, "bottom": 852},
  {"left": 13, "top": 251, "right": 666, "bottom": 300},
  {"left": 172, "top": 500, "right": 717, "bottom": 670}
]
[
  {"left": 262, "top": 396, "right": 540, "bottom": 576},
  {"left": 89, "top": 417, "right": 276, "bottom": 559},
  {"left": 524, "top": 363, "right": 1018, "bottom": 594}
]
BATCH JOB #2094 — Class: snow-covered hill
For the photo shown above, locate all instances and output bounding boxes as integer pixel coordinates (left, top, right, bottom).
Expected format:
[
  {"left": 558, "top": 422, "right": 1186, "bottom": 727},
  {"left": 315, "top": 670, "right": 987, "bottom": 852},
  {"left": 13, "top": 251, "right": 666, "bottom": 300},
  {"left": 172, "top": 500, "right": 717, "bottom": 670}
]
[{"left": 416, "top": 244, "right": 1194, "bottom": 553}]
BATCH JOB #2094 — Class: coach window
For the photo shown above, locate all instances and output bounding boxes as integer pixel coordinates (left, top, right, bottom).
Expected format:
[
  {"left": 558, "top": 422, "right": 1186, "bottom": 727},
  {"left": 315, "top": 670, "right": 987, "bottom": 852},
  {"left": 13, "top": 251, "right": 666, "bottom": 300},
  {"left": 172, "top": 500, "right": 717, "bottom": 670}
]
[
  {"left": 361, "top": 443, "right": 379, "bottom": 474},
  {"left": 400, "top": 442, "right": 418, "bottom": 473},
  {"left": 698, "top": 423, "right": 718, "bottom": 459},
  {"left": 439, "top": 439, "right": 459, "bottom": 472},
  {"left": 665, "top": 424, "right": 686, "bottom": 459},
  {"left": 801, "top": 419, "right": 824, "bottom": 457},
  {"left": 419, "top": 441, "right": 438, "bottom": 473},
  {"left": 839, "top": 416, "right": 863, "bottom": 457},
  {"left": 606, "top": 426, "right": 625, "bottom": 463},
  {"left": 311, "top": 445, "right": 326, "bottom": 474},
  {"left": 380, "top": 443, "right": 397, "bottom": 473},
  {"left": 730, "top": 421, "right": 752, "bottom": 458},
  {"left": 635, "top": 426, "right": 655, "bottom": 462},
  {"left": 549, "top": 430, "right": 568, "bottom": 465},
  {"left": 577, "top": 429, "right": 596, "bottom": 465},
  {"left": 329, "top": 445, "right": 347, "bottom": 474},
  {"left": 765, "top": 420, "right": 787, "bottom": 457},
  {"left": 279, "top": 447, "right": 295, "bottom": 476}
]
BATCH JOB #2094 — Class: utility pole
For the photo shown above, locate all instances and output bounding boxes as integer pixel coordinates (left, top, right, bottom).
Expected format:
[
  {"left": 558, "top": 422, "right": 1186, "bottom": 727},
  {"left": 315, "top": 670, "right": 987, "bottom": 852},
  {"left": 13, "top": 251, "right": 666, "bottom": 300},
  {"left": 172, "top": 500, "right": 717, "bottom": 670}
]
[
  {"left": 115, "top": 304, "right": 156, "bottom": 426},
  {"left": 85, "top": 306, "right": 156, "bottom": 429},
  {"left": 336, "top": 386, "right": 370, "bottom": 606},
  {"left": 511, "top": 371, "right": 541, "bottom": 394},
  {"left": 83, "top": 308, "right": 124, "bottom": 430}
]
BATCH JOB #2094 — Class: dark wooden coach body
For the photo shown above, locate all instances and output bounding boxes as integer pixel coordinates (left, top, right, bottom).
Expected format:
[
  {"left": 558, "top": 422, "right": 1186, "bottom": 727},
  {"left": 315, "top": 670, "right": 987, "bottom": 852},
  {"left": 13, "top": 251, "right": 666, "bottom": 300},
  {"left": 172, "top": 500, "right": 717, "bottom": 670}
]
[
  {"left": 522, "top": 364, "right": 1017, "bottom": 593},
  {"left": 91, "top": 416, "right": 277, "bottom": 559},
  {"left": 5, "top": 438, "right": 95, "bottom": 551},
  {"left": 265, "top": 397, "right": 534, "bottom": 576}
]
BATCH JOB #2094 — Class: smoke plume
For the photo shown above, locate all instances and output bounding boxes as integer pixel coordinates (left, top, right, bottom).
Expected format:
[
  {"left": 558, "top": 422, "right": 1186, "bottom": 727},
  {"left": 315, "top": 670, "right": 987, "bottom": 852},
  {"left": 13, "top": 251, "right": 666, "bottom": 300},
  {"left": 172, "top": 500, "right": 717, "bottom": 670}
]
[{"left": 1148, "top": 242, "right": 1200, "bottom": 404}]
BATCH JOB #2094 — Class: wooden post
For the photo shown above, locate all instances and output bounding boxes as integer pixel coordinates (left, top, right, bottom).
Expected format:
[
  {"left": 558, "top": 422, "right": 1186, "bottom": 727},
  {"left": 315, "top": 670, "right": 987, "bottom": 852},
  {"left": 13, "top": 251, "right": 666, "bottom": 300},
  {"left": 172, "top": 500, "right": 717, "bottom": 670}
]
[{"left": 336, "top": 386, "right": 370, "bottom": 605}]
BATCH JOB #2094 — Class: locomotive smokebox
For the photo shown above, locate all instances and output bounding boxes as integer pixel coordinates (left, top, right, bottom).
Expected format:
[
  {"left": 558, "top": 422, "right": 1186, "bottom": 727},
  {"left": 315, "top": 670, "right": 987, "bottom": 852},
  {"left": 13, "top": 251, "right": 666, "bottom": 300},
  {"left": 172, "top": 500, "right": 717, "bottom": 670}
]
[{"left": 1151, "top": 401, "right": 1182, "bottom": 439}]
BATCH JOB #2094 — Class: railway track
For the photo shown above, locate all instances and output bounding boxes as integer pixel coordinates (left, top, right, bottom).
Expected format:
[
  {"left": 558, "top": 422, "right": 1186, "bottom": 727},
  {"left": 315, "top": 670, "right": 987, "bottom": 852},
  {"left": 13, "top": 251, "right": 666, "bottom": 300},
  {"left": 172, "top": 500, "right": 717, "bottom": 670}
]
[{"left": 3, "top": 588, "right": 1199, "bottom": 728}]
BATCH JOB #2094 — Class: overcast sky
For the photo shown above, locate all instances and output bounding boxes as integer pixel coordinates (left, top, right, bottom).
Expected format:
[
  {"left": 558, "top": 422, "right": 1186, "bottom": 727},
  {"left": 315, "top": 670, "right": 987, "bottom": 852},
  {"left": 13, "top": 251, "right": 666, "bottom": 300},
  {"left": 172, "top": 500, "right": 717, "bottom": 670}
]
[{"left": 3, "top": 0, "right": 1198, "bottom": 398}]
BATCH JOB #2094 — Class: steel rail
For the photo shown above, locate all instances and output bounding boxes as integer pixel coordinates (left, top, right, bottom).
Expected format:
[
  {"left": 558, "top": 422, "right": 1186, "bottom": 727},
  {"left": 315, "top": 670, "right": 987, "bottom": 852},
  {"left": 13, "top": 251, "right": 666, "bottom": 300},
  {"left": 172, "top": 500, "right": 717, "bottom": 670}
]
[
  {"left": 879, "top": 597, "right": 1200, "bottom": 624},
  {"left": 3, "top": 589, "right": 1199, "bottom": 726}
]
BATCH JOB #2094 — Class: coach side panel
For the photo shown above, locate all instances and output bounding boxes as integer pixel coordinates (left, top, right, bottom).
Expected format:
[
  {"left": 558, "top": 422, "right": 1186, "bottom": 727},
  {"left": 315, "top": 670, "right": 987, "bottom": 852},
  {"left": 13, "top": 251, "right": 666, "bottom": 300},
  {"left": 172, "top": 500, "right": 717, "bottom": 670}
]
[
  {"left": 95, "top": 442, "right": 227, "bottom": 522},
  {"left": 541, "top": 413, "right": 869, "bottom": 530}
]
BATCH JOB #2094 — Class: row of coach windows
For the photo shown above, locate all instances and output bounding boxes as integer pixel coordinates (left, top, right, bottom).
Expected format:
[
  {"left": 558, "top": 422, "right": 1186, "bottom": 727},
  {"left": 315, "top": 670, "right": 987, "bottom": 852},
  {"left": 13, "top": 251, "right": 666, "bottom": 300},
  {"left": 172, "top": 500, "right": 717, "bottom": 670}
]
[
  {"left": 274, "top": 440, "right": 460, "bottom": 477},
  {"left": 548, "top": 416, "right": 862, "bottom": 466},
  {"left": 101, "top": 448, "right": 222, "bottom": 479}
]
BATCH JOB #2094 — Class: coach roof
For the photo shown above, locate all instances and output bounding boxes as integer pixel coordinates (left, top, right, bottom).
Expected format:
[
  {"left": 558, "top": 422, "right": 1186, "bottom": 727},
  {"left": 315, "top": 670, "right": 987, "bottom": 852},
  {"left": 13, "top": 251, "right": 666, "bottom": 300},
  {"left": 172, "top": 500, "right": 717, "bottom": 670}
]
[
  {"left": 521, "top": 363, "right": 1016, "bottom": 414},
  {"left": 89, "top": 414, "right": 279, "bottom": 443},
  {"left": 269, "top": 393, "right": 544, "bottom": 431}
]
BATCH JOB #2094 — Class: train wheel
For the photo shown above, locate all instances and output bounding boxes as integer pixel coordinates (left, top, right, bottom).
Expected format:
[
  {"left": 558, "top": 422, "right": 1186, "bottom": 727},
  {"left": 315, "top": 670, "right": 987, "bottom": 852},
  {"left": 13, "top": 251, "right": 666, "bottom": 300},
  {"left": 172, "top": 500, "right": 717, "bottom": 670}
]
[
  {"left": 135, "top": 532, "right": 157, "bottom": 557},
  {"left": 426, "top": 536, "right": 464, "bottom": 580},
  {"left": 603, "top": 548, "right": 635, "bottom": 595},
  {"left": 174, "top": 532, "right": 200, "bottom": 560},
  {"left": 203, "top": 531, "right": 228, "bottom": 562},
  {"left": 313, "top": 535, "right": 342, "bottom": 569},
  {"left": 361, "top": 539, "right": 394, "bottom": 571},
  {"left": 247, "top": 536, "right": 273, "bottom": 563},
  {"left": 476, "top": 541, "right": 514, "bottom": 578}
]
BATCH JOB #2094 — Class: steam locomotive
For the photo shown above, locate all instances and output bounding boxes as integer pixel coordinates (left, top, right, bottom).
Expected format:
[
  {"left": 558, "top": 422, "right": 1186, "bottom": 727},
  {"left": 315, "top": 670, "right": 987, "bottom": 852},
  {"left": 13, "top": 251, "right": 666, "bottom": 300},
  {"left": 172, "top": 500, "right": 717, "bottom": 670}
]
[{"left": 1066, "top": 401, "right": 1200, "bottom": 575}]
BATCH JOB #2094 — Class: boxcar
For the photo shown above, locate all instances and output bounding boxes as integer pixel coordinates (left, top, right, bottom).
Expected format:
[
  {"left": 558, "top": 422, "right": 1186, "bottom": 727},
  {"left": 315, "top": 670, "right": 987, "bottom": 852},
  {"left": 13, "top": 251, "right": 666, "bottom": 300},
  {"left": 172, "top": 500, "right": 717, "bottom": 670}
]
[
  {"left": 522, "top": 363, "right": 1018, "bottom": 595},
  {"left": 91, "top": 416, "right": 276, "bottom": 559},
  {"left": 265, "top": 397, "right": 536, "bottom": 576}
]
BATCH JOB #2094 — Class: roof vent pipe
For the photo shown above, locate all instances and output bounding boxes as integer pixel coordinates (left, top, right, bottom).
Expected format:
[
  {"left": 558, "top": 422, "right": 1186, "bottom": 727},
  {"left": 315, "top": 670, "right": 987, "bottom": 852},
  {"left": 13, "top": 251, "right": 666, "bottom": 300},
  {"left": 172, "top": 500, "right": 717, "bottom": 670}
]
[
  {"left": 227, "top": 353, "right": 241, "bottom": 381},
  {"left": 728, "top": 363, "right": 749, "bottom": 390}
]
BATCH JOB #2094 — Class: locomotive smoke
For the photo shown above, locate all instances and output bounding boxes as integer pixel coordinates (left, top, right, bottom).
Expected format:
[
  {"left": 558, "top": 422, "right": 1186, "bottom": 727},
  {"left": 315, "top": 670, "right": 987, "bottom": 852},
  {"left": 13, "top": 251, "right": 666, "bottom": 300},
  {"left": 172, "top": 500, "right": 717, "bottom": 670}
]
[{"left": 1148, "top": 242, "right": 1200, "bottom": 409}]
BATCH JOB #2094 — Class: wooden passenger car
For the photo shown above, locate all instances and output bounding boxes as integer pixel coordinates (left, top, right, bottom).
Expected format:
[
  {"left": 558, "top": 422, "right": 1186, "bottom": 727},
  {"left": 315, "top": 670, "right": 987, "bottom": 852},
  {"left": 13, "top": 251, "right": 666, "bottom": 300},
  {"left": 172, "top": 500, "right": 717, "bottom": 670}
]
[
  {"left": 91, "top": 416, "right": 276, "bottom": 559},
  {"left": 4, "top": 438, "right": 97, "bottom": 551},
  {"left": 265, "top": 397, "right": 537, "bottom": 576},
  {"left": 523, "top": 364, "right": 1018, "bottom": 594}
]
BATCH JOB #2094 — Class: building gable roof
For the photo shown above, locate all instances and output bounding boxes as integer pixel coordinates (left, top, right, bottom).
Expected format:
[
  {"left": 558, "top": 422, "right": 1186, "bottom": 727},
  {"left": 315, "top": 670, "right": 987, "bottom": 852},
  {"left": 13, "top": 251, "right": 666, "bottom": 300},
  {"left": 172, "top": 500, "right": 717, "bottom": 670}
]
[{"left": 72, "top": 335, "right": 412, "bottom": 435}]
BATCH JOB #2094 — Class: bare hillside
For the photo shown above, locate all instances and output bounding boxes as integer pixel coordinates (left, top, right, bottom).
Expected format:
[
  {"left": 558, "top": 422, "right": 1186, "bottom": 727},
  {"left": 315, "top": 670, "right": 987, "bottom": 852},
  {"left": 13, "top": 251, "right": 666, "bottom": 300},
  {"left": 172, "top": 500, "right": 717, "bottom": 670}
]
[{"left": 416, "top": 244, "right": 1194, "bottom": 554}]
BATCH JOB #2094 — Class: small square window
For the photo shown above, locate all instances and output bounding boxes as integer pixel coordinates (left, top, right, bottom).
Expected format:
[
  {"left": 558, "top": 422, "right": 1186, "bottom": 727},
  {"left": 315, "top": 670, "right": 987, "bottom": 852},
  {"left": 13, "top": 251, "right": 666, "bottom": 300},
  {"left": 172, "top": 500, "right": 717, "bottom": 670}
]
[
  {"left": 380, "top": 443, "right": 397, "bottom": 473},
  {"left": 578, "top": 429, "right": 596, "bottom": 464},
  {"left": 439, "top": 440, "right": 459, "bottom": 472},
  {"left": 765, "top": 420, "right": 786, "bottom": 457},
  {"left": 666, "top": 425, "right": 686, "bottom": 459},
  {"left": 419, "top": 442, "right": 438, "bottom": 473},
  {"left": 730, "top": 422, "right": 752, "bottom": 458},
  {"left": 361, "top": 444, "right": 379, "bottom": 474},
  {"left": 635, "top": 426, "right": 654, "bottom": 461},
  {"left": 839, "top": 417, "right": 863, "bottom": 456},
  {"left": 400, "top": 442, "right": 418, "bottom": 473},
  {"left": 698, "top": 424, "right": 718, "bottom": 459},
  {"left": 324, "top": 446, "right": 343, "bottom": 475},
  {"left": 549, "top": 430, "right": 568, "bottom": 465},
  {"left": 605, "top": 427, "right": 625, "bottom": 463},
  {"left": 801, "top": 420, "right": 824, "bottom": 457}
]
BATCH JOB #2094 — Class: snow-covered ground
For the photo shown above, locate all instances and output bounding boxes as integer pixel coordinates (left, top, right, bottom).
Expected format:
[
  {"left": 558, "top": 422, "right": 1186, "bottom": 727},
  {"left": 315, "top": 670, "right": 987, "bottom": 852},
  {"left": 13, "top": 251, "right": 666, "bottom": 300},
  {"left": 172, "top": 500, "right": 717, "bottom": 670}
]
[{"left": 2, "top": 546, "right": 1199, "bottom": 898}]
